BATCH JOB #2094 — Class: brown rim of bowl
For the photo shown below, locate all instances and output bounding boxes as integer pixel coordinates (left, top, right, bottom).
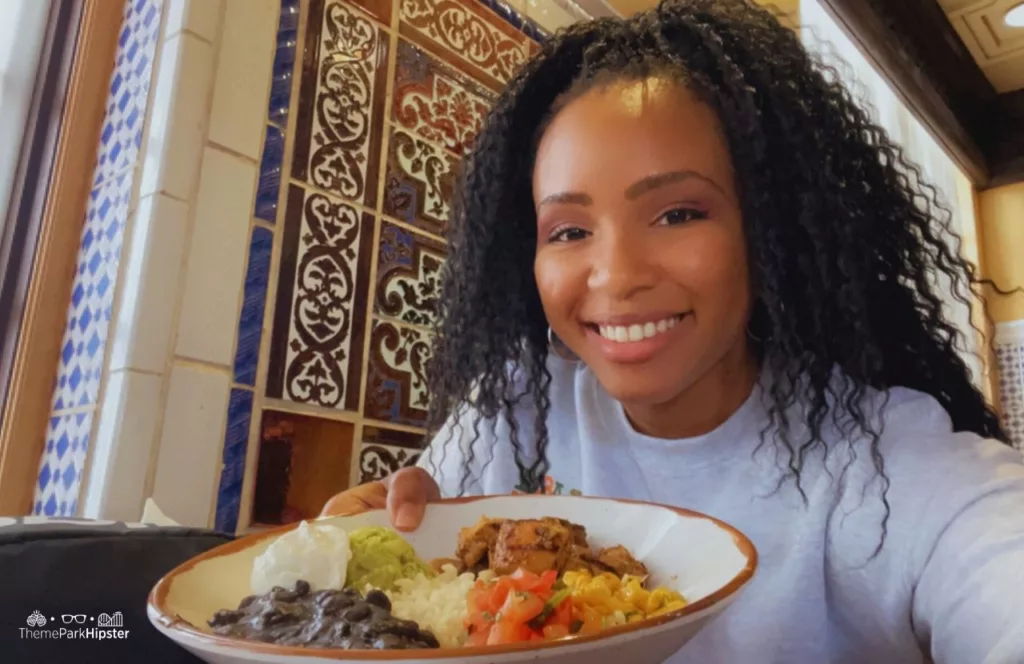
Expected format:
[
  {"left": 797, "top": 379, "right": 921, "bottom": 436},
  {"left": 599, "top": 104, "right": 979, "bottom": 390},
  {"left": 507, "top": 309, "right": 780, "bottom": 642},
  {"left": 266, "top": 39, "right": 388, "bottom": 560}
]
[{"left": 148, "top": 494, "right": 758, "bottom": 660}]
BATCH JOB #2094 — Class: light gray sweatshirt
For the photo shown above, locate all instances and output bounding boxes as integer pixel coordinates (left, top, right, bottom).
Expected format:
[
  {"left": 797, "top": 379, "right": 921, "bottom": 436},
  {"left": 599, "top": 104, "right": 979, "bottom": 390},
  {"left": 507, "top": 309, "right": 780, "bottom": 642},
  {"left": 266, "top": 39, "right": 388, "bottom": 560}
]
[{"left": 418, "top": 356, "right": 1024, "bottom": 663}]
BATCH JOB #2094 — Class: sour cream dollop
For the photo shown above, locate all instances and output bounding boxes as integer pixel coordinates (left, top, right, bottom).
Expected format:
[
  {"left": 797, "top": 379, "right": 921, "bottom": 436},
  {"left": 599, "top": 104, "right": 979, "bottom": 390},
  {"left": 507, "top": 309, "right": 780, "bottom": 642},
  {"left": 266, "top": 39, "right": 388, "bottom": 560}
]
[{"left": 250, "top": 521, "right": 350, "bottom": 595}]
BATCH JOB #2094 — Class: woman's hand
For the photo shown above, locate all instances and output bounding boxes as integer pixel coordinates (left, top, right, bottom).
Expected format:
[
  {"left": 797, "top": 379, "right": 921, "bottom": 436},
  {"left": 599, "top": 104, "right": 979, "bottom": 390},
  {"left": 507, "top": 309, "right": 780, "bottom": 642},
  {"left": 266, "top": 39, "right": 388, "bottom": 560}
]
[{"left": 320, "top": 467, "right": 441, "bottom": 532}]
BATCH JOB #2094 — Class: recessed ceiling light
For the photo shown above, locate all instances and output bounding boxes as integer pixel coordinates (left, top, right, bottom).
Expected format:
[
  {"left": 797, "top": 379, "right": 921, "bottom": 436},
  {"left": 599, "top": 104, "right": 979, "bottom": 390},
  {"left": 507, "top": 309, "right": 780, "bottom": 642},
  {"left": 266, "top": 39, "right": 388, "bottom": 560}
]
[{"left": 1006, "top": 3, "right": 1024, "bottom": 28}]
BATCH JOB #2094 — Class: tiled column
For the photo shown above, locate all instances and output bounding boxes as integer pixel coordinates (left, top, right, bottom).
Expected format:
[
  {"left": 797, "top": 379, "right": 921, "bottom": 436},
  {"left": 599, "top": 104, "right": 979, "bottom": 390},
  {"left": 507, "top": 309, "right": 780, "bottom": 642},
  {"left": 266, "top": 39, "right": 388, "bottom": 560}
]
[
  {"left": 78, "top": 0, "right": 279, "bottom": 526},
  {"left": 995, "top": 321, "right": 1024, "bottom": 451},
  {"left": 34, "top": 0, "right": 164, "bottom": 517}
]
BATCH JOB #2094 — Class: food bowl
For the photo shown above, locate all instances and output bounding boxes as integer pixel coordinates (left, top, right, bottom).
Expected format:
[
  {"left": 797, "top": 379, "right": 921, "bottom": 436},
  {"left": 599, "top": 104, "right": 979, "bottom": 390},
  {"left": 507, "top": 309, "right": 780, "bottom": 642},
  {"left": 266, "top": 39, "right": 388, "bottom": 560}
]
[{"left": 148, "top": 495, "right": 757, "bottom": 664}]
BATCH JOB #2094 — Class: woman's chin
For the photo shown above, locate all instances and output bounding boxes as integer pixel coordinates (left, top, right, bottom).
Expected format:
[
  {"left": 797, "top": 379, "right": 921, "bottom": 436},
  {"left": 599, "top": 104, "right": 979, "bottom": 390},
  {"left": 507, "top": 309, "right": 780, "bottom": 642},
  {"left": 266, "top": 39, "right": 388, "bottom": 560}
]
[{"left": 592, "top": 369, "right": 685, "bottom": 411}]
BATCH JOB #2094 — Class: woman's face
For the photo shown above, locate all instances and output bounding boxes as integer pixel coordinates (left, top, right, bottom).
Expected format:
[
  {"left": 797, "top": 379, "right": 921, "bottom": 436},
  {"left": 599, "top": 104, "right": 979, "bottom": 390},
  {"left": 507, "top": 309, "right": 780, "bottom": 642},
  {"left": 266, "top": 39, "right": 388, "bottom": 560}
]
[{"left": 532, "top": 76, "right": 752, "bottom": 408}]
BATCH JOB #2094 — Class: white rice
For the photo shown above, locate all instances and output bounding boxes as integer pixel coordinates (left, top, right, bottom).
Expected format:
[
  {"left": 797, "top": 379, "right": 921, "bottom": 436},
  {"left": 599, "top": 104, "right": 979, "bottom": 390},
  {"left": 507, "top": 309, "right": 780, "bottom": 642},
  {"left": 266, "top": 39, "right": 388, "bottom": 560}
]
[{"left": 385, "top": 565, "right": 494, "bottom": 648}]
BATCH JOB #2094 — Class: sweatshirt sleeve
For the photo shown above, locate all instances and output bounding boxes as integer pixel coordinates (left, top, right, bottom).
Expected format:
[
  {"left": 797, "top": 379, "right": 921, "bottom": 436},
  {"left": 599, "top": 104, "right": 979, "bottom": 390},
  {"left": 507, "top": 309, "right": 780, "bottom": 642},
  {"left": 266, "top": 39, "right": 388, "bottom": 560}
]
[{"left": 910, "top": 439, "right": 1024, "bottom": 664}]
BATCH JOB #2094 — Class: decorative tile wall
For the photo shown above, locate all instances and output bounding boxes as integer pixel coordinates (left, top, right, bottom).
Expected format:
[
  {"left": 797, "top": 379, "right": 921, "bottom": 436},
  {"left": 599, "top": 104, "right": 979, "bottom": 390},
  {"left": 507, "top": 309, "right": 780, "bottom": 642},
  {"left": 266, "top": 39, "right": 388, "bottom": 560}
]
[
  {"left": 995, "top": 321, "right": 1024, "bottom": 452},
  {"left": 212, "top": 0, "right": 299, "bottom": 534},
  {"left": 212, "top": 0, "right": 548, "bottom": 531},
  {"left": 35, "top": 0, "right": 164, "bottom": 517}
]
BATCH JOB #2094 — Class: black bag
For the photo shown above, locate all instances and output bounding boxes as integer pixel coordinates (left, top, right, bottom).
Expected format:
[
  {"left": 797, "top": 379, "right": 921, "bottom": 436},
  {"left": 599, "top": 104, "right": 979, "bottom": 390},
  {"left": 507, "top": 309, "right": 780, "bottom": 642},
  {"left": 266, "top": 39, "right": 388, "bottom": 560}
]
[{"left": 0, "top": 517, "right": 233, "bottom": 663}]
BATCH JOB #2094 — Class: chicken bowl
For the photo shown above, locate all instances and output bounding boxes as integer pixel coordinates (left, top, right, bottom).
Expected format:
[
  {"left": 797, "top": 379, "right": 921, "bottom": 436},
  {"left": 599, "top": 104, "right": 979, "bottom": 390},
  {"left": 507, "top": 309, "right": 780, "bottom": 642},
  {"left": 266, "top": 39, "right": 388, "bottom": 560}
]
[{"left": 148, "top": 495, "right": 757, "bottom": 664}]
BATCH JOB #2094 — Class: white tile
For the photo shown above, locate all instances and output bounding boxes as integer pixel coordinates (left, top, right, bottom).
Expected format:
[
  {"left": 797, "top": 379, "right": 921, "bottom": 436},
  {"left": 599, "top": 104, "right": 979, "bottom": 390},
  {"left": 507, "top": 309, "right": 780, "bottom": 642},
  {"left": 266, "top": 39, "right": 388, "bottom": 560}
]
[
  {"left": 174, "top": 147, "right": 255, "bottom": 365},
  {"left": 164, "top": 0, "right": 224, "bottom": 42},
  {"left": 139, "top": 34, "right": 216, "bottom": 201},
  {"left": 151, "top": 363, "right": 230, "bottom": 527},
  {"left": 208, "top": 0, "right": 277, "bottom": 160},
  {"left": 80, "top": 370, "right": 162, "bottom": 522},
  {"left": 109, "top": 194, "right": 189, "bottom": 373}
]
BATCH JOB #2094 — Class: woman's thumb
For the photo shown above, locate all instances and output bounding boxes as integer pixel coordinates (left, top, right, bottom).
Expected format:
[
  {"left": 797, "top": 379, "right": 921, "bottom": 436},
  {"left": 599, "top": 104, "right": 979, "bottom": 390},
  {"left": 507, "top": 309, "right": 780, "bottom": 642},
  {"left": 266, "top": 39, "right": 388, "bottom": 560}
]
[{"left": 384, "top": 467, "right": 440, "bottom": 532}]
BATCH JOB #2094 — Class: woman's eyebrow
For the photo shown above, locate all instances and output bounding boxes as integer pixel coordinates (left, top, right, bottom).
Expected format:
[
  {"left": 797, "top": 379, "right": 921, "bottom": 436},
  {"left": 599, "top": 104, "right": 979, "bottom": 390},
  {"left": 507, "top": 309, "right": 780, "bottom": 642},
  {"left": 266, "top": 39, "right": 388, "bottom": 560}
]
[
  {"left": 537, "top": 192, "right": 593, "bottom": 208},
  {"left": 624, "top": 170, "right": 725, "bottom": 199}
]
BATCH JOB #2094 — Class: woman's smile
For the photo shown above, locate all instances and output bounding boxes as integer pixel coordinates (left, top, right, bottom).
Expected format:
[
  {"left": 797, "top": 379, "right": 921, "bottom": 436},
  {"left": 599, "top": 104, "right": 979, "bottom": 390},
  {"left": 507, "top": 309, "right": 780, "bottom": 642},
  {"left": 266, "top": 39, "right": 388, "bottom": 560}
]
[{"left": 582, "top": 312, "right": 691, "bottom": 364}]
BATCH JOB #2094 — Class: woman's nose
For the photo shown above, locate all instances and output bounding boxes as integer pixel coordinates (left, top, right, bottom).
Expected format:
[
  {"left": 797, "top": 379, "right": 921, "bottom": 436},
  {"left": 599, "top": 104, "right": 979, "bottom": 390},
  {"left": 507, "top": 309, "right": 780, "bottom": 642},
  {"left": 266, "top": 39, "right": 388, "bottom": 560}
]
[{"left": 586, "top": 230, "right": 658, "bottom": 299}]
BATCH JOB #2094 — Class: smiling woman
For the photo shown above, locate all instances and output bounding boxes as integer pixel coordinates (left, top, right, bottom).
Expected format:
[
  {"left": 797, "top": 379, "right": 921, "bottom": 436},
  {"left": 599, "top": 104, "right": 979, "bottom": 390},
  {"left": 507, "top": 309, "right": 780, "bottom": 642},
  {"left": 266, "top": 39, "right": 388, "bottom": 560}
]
[{"left": 323, "top": 1, "right": 1024, "bottom": 662}]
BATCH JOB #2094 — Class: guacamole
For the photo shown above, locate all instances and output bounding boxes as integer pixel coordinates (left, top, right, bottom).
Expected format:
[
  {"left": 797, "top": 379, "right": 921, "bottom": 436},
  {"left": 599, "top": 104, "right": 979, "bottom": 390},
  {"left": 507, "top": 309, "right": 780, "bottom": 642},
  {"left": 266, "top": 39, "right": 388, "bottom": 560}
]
[{"left": 345, "top": 526, "right": 432, "bottom": 591}]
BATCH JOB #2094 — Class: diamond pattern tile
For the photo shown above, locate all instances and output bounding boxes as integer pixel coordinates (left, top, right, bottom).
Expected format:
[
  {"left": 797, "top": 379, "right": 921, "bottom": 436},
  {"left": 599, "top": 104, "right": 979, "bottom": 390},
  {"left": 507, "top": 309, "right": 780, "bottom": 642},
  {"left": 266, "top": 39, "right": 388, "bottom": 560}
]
[
  {"left": 995, "top": 330, "right": 1024, "bottom": 452},
  {"left": 92, "top": 0, "right": 163, "bottom": 187},
  {"left": 50, "top": 173, "right": 133, "bottom": 412},
  {"left": 33, "top": 411, "right": 94, "bottom": 517},
  {"left": 39, "top": 0, "right": 162, "bottom": 516}
]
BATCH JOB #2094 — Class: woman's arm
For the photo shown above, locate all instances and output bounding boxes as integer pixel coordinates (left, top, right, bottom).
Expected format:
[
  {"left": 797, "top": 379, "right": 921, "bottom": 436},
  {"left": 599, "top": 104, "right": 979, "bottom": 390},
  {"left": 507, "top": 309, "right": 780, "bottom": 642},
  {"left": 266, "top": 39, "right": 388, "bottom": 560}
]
[{"left": 910, "top": 441, "right": 1024, "bottom": 663}]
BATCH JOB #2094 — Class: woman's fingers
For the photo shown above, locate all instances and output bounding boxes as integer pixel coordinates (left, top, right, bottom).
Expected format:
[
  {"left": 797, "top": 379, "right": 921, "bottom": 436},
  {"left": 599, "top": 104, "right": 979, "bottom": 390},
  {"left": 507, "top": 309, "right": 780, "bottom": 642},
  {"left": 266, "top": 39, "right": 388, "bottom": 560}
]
[
  {"left": 320, "top": 481, "right": 388, "bottom": 517},
  {"left": 384, "top": 467, "right": 442, "bottom": 532}
]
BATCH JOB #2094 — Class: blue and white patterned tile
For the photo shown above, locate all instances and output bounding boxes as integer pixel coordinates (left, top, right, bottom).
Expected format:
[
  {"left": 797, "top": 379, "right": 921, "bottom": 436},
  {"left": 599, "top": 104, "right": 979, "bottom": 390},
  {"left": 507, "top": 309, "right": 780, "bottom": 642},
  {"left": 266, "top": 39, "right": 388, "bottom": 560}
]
[
  {"left": 254, "top": 125, "right": 284, "bottom": 222},
  {"left": 234, "top": 227, "right": 274, "bottom": 385},
  {"left": 268, "top": 0, "right": 299, "bottom": 126},
  {"left": 215, "top": 389, "right": 254, "bottom": 533},
  {"left": 50, "top": 173, "right": 133, "bottom": 411},
  {"left": 33, "top": 410, "right": 94, "bottom": 517},
  {"left": 995, "top": 321, "right": 1024, "bottom": 452},
  {"left": 92, "top": 0, "right": 163, "bottom": 187}
]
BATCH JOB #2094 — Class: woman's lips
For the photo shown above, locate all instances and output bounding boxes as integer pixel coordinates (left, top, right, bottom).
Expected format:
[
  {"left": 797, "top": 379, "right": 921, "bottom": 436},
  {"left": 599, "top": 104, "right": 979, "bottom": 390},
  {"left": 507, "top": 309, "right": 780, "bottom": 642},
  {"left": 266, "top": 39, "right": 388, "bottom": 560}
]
[{"left": 583, "top": 313, "right": 691, "bottom": 364}]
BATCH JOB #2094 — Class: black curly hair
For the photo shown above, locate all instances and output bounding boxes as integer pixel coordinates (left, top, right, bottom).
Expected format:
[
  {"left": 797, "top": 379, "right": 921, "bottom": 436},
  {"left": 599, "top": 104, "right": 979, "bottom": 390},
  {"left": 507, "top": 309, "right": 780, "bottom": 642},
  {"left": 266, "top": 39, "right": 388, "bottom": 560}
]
[{"left": 422, "top": 0, "right": 1010, "bottom": 538}]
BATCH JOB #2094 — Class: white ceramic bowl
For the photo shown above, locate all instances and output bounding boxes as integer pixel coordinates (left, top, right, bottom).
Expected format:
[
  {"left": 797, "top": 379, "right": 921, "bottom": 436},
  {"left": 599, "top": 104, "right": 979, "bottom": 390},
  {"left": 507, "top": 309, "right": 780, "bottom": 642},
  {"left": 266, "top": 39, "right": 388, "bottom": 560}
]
[{"left": 148, "top": 495, "right": 757, "bottom": 664}]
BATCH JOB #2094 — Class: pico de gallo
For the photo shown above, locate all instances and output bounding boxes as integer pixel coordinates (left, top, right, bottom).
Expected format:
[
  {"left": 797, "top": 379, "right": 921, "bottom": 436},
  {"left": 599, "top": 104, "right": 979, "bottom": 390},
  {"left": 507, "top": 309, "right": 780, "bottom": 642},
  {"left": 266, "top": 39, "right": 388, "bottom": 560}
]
[{"left": 464, "top": 569, "right": 582, "bottom": 645}]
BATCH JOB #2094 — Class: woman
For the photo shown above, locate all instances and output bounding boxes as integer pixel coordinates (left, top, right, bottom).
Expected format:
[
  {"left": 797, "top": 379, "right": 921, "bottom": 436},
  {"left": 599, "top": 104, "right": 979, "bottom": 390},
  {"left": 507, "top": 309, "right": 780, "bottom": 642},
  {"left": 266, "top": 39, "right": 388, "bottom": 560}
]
[{"left": 325, "top": 1, "right": 1024, "bottom": 661}]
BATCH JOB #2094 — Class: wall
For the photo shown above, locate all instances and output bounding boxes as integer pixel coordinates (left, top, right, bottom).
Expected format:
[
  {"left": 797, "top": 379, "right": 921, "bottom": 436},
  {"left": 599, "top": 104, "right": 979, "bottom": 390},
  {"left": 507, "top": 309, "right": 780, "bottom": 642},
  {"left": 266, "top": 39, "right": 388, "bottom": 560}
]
[
  {"left": 36, "top": 0, "right": 552, "bottom": 528},
  {"left": 979, "top": 182, "right": 1024, "bottom": 450},
  {"left": 33, "top": 0, "right": 164, "bottom": 517}
]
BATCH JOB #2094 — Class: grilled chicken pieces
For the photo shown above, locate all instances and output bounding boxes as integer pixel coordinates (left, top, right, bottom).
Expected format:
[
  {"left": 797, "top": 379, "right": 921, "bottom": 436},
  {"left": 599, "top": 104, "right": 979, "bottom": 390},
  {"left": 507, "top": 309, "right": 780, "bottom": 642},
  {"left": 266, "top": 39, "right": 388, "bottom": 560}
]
[{"left": 452, "top": 516, "right": 647, "bottom": 579}]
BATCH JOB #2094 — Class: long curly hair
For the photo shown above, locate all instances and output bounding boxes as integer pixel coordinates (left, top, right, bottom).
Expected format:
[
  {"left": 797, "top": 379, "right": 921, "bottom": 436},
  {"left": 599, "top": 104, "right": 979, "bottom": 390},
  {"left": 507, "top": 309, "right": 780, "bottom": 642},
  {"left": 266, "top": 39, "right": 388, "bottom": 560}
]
[{"left": 423, "top": 0, "right": 1009, "bottom": 524}]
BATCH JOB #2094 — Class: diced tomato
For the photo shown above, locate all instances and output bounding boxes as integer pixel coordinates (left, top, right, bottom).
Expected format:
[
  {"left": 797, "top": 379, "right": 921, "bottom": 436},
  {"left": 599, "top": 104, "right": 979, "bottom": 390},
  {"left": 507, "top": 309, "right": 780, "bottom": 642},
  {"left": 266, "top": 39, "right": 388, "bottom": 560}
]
[
  {"left": 548, "top": 594, "right": 573, "bottom": 628},
  {"left": 510, "top": 568, "right": 558, "bottom": 596},
  {"left": 543, "top": 623, "right": 570, "bottom": 640},
  {"left": 501, "top": 590, "right": 545, "bottom": 624},
  {"left": 487, "top": 577, "right": 516, "bottom": 614},
  {"left": 487, "top": 619, "right": 533, "bottom": 645}
]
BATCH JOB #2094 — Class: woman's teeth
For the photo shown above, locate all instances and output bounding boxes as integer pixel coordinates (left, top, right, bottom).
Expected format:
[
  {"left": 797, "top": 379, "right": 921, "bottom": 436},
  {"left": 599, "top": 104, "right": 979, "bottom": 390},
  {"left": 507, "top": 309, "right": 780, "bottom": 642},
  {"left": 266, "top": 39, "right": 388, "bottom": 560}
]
[{"left": 597, "top": 316, "right": 680, "bottom": 343}]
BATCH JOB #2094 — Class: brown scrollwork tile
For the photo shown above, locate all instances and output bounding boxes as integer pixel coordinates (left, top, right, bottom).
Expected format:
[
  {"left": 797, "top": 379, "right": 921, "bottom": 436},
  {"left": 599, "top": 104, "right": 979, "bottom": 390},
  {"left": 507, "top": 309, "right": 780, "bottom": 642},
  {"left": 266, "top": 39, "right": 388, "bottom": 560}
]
[
  {"left": 358, "top": 443, "right": 422, "bottom": 483},
  {"left": 292, "top": 0, "right": 388, "bottom": 208},
  {"left": 374, "top": 221, "right": 446, "bottom": 329},
  {"left": 398, "top": 0, "right": 526, "bottom": 86},
  {"left": 382, "top": 126, "right": 455, "bottom": 236},
  {"left": 392, "top": 39, "right": 494, "bottom": 157},
  {"left": 363, "top": 319, "right": 432, "bottom": 427},
  {"left": 358, "top": 425, "right": 425, "bottom": 483},
  {"left": 266, "top": 184, "right": 375, "bottom": 412}
]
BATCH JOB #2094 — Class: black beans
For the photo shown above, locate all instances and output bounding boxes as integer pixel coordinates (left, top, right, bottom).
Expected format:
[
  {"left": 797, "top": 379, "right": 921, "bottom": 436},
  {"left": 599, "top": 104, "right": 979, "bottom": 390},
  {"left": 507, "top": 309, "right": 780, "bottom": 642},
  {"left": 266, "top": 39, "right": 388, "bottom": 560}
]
[
  {"left": 364, "top": 590, "right": 391, "bottom": 611},
  {"left": 208, "top": 580, "right": 439, "bottom": 650}
]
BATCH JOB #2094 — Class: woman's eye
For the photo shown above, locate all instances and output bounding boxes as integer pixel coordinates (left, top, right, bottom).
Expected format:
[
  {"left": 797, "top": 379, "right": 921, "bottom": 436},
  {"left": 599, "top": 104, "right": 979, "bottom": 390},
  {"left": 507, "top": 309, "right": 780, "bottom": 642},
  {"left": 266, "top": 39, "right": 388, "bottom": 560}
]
[
  {"left": 548, "top": 226, "right": 589, "bottom": 243},
  {"left": 657, "top": 207, "right": 708, "bottom": 226}
]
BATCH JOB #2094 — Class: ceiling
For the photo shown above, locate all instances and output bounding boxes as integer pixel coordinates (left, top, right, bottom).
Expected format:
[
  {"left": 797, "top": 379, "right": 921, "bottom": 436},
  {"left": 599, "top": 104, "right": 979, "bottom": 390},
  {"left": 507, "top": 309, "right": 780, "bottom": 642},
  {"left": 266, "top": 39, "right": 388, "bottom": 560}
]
[{"left": 938, "top": 0, "right": 1024, "bottom": 92}]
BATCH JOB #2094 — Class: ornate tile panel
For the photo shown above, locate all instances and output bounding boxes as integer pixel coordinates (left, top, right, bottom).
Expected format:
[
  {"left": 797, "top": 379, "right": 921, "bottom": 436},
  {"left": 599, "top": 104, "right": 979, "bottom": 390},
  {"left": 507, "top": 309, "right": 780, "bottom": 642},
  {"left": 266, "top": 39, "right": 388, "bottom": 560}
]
[
  {"left": 374, "top": 221, "right": 445, "bottom": 329},
  {"left": 398, "top": 0, "right": 527, "bottom": 87},
  {"left": 382, "top": 126, "right": 455, "bottom": 236},
  {"left": 266, "top": 185, "right": 374, "bottom": 411},
  {"left": 292, "top": 0, "right": 388, "bottom": 208},
  {"left": 392, "top": 39, "right": 494, "bottom": 157},
  {"left": 363, "top": 320, "right": 432, "bottom": 427},
  {"left": 358, "top": 426, "right": 424, "bottom": 483}
]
